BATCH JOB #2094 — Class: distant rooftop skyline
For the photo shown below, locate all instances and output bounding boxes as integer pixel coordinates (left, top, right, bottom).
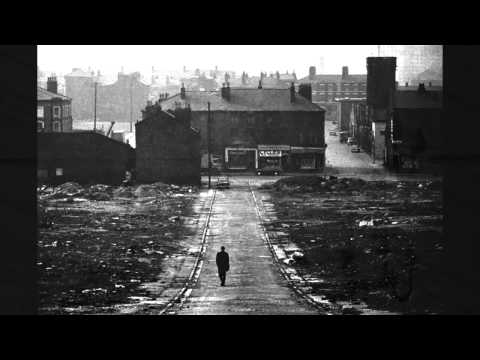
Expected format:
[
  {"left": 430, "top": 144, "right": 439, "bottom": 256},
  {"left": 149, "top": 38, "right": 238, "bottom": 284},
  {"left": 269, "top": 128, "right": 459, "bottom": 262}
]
[{"left": 38, "top": 45, "right": 382, "bottom": 79}]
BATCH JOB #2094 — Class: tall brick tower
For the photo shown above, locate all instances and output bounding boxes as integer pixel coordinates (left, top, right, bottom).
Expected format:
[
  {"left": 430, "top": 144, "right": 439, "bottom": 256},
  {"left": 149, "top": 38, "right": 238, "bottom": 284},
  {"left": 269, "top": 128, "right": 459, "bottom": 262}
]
[{"left": 366, "top": 57, "right": 397, "bottom": 164}]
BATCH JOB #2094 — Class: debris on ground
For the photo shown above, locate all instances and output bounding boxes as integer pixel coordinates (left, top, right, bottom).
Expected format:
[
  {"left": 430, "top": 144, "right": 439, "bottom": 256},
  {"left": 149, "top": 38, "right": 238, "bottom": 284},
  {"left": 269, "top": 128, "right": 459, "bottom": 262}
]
[
  {"left": 261, "top": 175, "right": 443, "bottom": 314},
  {"left": 37, "top": 180, "right": 200, "bottom": 314}
]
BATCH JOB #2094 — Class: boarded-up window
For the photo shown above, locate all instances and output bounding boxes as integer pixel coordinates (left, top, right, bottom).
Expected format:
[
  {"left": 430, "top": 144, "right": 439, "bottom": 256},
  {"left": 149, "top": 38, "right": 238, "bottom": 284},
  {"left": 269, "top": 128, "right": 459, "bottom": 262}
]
[{"left": 37, "top": 169, "right": 48, "bottom": 179}]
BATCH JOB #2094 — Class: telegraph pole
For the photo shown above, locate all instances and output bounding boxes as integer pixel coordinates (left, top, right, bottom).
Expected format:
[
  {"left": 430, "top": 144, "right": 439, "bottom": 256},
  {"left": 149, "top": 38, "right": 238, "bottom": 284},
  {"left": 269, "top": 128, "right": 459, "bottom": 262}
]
[
  {"left": 129, "top": 78, "right": 133, "bottom": 132},
  {"left": 207, "top": 101, "right": 211, "bottom": 189},
  {"left": 93, "top": 81, "right": 97, "bottom": 132}
]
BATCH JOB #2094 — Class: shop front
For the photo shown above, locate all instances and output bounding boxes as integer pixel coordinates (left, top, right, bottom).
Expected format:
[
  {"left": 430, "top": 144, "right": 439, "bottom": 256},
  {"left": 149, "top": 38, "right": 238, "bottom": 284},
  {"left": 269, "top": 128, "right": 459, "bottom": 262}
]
[
  {"left": 290, "top": 146, "right": 326, "bottom": 171},
  {"left": 224, "top": 147, "right": 257, "bottom": 170},
  {"left": 257, "top": 145, "right": 290, "bottom": 174}
]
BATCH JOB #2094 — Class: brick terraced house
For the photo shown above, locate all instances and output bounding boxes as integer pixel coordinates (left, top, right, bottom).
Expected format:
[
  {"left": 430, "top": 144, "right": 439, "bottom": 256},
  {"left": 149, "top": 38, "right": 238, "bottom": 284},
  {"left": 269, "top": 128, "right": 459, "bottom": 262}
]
[
  {"left": 135, "top": 104, "right": 201, "bottom": 185},
  {"left": 158, "top": 82, "right": 326, "bottom": 173},
  {"left": 298, "top": 65, "right": 367, "bottom": 123},
  {"left": 37, "top": 77, "right": 73, "bottom": 133}
]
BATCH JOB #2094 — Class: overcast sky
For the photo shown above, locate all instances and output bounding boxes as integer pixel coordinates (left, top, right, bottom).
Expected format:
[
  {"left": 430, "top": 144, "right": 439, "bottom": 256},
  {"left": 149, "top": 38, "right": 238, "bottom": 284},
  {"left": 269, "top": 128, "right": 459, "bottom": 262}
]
[{"left": 38, "top": 45, "right": 380, "bottom": 78}]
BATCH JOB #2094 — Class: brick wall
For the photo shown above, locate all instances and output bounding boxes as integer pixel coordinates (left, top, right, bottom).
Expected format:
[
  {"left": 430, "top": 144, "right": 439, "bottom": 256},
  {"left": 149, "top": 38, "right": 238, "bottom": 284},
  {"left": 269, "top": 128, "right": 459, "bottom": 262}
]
[
  {"left": 135, "top": 111, "right": 201, "bottom": 185},
  {"left": 38, "top": 133, "right": 135, "bottom": 185},
  {"left": 189, "top": 110, "right": 325, "bottom": 164}
]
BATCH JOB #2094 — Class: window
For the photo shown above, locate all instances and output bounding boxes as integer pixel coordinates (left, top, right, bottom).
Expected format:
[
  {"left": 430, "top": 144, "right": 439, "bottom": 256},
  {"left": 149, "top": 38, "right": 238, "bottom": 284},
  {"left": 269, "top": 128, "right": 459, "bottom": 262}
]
[
  {"left": 56, "top": 168, "right": 63, "bottom": 176},
  {"left": 37, "top": 120, "right": 44, "bottom": 132},
  {"left": 53, "top": 106, "right": 61, "bottom": 118},
  {"left": 38, "top": 169, "right": 48, "bottom": 179},
  {"left": 53, "top": 121, "right": 61, "bottom": 132},
  {"left": 37, "top": 106, "right": 44, "bottom": 118}
]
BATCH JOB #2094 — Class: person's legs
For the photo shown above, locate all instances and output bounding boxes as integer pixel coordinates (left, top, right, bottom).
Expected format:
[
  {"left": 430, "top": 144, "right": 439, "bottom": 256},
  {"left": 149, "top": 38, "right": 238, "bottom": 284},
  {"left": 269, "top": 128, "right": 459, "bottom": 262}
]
[{"left": 219, "top": 271, "right": 226, "bottom": 286}]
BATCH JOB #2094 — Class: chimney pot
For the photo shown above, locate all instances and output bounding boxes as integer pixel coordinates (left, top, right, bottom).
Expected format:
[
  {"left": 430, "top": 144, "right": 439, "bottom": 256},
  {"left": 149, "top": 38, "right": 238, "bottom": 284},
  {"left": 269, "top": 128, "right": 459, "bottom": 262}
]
[
  {"left": 47, "top": 76, "right": 58, "bottom": 94},
  {"left": 180, "top": 83, "right": 186, "bottom": 99}
]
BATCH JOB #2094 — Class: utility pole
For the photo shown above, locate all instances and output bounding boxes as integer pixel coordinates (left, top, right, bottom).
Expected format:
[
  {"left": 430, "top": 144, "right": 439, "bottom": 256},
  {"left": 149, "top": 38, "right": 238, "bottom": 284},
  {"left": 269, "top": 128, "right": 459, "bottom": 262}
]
[
  {"left": 93, "top": 81, "right": 97, "bottom": 132},
  {"left": 129, "top": 78, "right": 133, "bottom": 132},
  {"left": 207, "top": 101, "right": 211, "bottom": 189}
]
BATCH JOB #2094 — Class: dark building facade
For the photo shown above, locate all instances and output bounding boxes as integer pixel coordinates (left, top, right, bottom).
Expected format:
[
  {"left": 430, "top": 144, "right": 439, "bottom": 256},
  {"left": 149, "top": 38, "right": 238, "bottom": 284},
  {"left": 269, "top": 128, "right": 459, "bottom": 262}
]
[
  {"left": 366, "top": 57, "right": 397, "bottom": 163},
  {"left": 38, "top": 132, "right": 135, "bottom": 185},
  {"left": 135, "top": 104, "right": 201, "bottom": 185},
  {"left": 37, "top": 77, "right": 73, "bottom": 133},
  {"left": 158, "top": 83, "right": 326, "bottom": 173},
  {"left": 386, "top": 84, "right": 443, "bottom": 172},
  {"left": 337, "top": 59, "right": 442, "bottom": 173}
]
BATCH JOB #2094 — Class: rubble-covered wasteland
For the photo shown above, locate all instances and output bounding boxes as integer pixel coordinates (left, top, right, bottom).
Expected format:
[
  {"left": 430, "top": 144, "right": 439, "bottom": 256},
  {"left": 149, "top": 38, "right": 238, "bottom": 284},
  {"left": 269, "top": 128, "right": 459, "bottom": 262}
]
[
  {"left": 37, "top": 181, "right": 200, "bottom": 315},
  {"left": 260, "top": 175, "right": 444, "bottom": 314}
]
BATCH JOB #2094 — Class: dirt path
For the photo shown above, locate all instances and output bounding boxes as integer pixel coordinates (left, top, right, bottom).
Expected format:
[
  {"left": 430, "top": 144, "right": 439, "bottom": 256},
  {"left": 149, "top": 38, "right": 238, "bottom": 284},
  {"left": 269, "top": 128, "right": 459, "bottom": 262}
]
[{"left": 176, "top": 180, "right": 319, "bottom": 315}]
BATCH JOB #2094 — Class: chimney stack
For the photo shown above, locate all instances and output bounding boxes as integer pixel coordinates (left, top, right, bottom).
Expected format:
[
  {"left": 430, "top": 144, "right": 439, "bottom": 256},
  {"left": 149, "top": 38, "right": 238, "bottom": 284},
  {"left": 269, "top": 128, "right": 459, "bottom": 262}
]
[
  {"left": 258, "top": 80, "right": 262, "bottom": 89},
  {"left": 405, "top": 82, "right": 409, "bottom": 87},
  {"left": 47, "top": 76, "right": 58, "bottom": 94},
  {"left": 298, "top": 83, "right": 312, "bottom": 102},
  {"left": 342, "top": 66, "right": 349, "bottom": 80},
  {"left": 180, "top": 83, "right": 186, "bottom": 99},
  {"left": 221, "top": 82, "right": 231, "bottom": 101},
  {"left": 290, "top": 82, "right": 295, "bottom": 103},
  {"left": 309, "top": 66, "right": 316, "bottom": 80},
  {"left": 429, "top": 81, "right": 432, "bottom": 87},
  {"left": 418, "top": 83, "right": 426, "bottom": 93}
]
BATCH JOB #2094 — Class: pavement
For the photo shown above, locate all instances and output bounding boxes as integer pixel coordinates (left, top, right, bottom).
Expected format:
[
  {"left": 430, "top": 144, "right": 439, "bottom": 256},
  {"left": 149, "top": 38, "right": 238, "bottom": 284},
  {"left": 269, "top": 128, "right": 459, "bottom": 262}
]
[
  {"left": 324, "top": 121, "right": 441, "bottom": 182},
  {"left": 325, "top": 121, "right": 383, "bottom": 171},
  {"left": 177, "top": 179, "right": 318, "bottom": 315}
]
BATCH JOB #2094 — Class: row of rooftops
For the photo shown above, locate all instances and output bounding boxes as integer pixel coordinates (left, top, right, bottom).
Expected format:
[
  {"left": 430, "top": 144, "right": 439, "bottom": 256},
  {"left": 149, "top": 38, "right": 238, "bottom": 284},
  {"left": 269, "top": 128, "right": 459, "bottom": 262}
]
[{"left": 156, "top": 84, "right": 323, "bottom": 112}]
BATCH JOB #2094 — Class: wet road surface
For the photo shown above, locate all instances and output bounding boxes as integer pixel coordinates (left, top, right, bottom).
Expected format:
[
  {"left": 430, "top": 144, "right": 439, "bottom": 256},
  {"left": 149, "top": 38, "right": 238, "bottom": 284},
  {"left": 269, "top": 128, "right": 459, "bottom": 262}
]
[{"left": 177, "top": 179, "right": 318, "bottom": 315}]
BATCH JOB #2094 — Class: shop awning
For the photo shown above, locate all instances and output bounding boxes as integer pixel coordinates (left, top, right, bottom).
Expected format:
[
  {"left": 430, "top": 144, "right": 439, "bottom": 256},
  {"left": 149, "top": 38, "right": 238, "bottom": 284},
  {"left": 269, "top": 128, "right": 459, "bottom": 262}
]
[
  {"left": 258, "top": 144, "right": 291, "bottom": 151},
  {"left": 290, "top": 147, "right": 326, "bottom": 154}
]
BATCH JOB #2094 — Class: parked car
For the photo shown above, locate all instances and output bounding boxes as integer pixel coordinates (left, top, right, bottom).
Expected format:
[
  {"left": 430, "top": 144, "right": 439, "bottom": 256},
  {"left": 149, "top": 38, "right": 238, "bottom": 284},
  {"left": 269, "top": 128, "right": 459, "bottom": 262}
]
[
  {"left": 351, "top": 145, "right": 361, "bottom": 153},
  {"left": 257, "top": 168, "right": 281, "bottom": 176},
  {"left": 215, "top": 176, "right": 230, "bottom": 189},
  {"left": 347, "top": 137, "right": 356, "bottom": 145},
  {"left": 339, "top": 131, "right": 348, "bottom": 143},
  {"left": 329, "top": 131, "right": 337, "bottom": 136}
]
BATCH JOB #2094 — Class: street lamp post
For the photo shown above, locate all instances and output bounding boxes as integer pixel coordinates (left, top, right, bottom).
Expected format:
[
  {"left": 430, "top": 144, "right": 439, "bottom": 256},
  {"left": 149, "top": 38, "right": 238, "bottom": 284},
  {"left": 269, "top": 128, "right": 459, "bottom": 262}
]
[
  {"left": 93, "top": 81, "right": 97, "bottom": 132},
  {"left": 207, "top": 101, "right": 211, "bottom": 189}
]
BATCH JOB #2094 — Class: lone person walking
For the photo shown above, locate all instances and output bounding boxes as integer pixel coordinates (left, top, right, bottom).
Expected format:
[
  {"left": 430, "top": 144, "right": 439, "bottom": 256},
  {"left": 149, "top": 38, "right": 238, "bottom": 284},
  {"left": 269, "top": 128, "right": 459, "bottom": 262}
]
[{"left": 216, "top": 246, "right": 230, "bottom": 286}]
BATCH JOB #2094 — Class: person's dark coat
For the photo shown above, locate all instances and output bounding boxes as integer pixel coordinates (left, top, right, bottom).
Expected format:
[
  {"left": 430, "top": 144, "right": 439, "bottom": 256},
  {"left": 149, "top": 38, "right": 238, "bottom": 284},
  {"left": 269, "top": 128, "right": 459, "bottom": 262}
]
[{"left": 216, "top": 251, "right": 229, "bottom": 272}]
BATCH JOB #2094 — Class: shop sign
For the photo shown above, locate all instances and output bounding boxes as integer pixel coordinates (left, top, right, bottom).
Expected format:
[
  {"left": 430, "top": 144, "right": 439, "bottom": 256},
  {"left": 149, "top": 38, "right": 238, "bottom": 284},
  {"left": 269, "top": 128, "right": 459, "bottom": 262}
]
[{"left": 259, "top": 150, "right": 282, "bottom": 157}]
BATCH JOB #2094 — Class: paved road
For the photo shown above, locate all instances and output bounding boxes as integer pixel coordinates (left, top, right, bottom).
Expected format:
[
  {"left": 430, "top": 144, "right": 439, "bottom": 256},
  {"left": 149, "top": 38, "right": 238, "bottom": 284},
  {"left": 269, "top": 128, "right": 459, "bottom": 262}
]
[
  {"left": 325, "top": 120, "right": 384, "bottom": 171},
  {"left": 177, "top": 179, "right": 318, "bottom": 315}
]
